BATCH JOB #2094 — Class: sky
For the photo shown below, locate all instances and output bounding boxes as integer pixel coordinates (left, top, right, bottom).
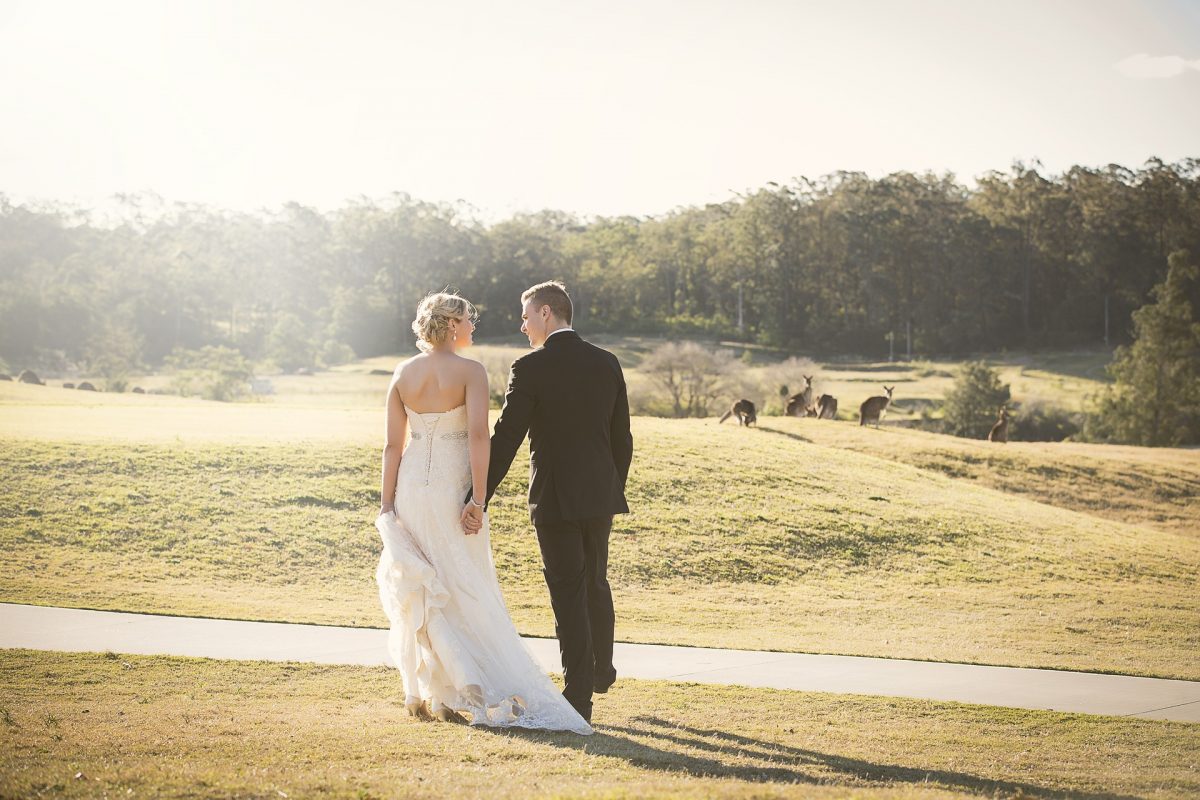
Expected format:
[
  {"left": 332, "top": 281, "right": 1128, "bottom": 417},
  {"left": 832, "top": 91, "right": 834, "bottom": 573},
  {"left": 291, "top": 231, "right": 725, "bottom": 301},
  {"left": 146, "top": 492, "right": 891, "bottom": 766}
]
[{"left": 1, "top": 0, "right": 1197, "bottom": 220}]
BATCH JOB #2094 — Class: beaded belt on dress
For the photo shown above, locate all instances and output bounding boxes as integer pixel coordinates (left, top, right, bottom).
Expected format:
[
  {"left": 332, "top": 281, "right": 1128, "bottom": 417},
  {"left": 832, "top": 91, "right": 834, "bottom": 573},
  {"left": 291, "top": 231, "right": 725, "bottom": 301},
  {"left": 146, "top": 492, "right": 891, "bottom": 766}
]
[{"left": 409, "top": 430, "right": 467, "bottom": 440}]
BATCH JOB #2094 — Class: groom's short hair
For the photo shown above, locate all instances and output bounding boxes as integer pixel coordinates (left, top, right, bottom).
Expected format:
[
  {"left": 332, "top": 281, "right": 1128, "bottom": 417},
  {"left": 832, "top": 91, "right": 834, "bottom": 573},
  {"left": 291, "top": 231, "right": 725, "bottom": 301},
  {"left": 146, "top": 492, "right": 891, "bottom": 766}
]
[{"left": 522, "top": 281, "right": 573, "bottom": 325}]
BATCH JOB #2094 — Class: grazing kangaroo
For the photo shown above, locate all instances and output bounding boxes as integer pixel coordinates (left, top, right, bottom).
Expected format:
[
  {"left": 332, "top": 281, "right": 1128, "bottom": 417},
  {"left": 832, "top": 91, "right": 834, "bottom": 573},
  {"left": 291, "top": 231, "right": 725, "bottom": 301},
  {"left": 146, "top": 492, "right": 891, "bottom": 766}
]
[
  {"left": 988, "top": 406, "right": 1011, "bottom": 443},
  {"left": 859, "top": 386, "right": 894, "bottom": 427},
  {"left": 718, "top": 399, "right": 757, "bottom": 426},
  {"left": 816, "top": 394, "right": 838, "bottom": 420},
  {"left": 785, "top": 376, "right": 814, "bottom": 417}
]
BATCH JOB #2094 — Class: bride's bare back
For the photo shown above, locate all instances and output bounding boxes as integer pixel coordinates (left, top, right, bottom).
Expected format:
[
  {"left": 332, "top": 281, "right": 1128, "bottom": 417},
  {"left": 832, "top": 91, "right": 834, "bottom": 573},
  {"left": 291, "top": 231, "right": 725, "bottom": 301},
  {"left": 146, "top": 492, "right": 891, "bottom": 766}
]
[
  {"left": 381, "top": 348, "right": 491, "bottom": 519},
  {"left": 393, "top": 351, "right": 476, "bottom": 413}
]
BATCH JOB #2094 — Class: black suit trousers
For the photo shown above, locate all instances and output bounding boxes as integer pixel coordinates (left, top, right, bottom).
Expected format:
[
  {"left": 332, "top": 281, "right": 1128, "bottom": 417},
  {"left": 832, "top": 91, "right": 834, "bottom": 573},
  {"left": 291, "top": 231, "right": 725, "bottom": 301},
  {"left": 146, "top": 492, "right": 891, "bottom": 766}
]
[{"left": 533, "top": 515, "right": 617, "bottom": 716}]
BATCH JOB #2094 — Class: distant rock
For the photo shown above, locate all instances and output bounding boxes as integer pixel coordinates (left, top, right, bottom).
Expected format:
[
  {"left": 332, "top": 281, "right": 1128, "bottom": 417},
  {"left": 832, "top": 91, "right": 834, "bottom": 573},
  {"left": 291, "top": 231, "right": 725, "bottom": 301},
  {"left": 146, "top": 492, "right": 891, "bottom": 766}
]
[
  {"left": 132, "top": 386, "right": 145, "bottom": 394},
  {"left": 370, "top": 368, "right": 392, "bottom": 376},
  {"left": 0, "top": 373, "right": 11, "bottom": 381},
  {"left": 296, "top": 367, "right": 313, "bottom": 376},
  {"left": 63, "top": 382, "right": 75, "bottom": 389},
  {"left": 17, "top": 370, "right": 43, "bottom": 385},
  {"left": 77, "top": 381, "right": 97, "bottom": 391}
]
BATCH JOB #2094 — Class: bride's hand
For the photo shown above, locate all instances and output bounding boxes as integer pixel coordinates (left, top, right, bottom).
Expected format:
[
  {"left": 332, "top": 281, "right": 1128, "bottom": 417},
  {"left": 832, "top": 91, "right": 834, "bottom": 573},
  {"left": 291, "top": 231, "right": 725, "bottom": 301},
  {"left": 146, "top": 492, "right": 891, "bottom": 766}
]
[{"left": 460, "top": 503, "right": 484, "bottom": 535}]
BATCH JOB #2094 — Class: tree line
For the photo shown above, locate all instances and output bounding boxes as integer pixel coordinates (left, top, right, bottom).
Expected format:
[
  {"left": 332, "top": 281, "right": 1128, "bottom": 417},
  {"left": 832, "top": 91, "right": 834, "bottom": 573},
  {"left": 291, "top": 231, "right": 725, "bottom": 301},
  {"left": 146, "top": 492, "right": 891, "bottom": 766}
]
[{"left": 1, "top": 158, "right": 1198, "bottom": 379}]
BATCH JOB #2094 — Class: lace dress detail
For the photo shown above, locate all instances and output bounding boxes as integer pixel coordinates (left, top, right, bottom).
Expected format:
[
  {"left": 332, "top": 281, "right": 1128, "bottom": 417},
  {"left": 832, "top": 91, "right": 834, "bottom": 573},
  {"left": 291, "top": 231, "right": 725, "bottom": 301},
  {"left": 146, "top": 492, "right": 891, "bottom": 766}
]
[{"left": 375, "top": 404, "right": 592, "bottom": 735}]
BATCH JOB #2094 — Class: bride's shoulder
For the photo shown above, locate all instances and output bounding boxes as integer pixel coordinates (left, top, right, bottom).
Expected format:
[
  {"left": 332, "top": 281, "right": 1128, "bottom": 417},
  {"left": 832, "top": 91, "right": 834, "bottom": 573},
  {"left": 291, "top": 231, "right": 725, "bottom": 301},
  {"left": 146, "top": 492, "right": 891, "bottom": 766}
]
[
  {"left": 394, "top": 353, "right": 425, "bottom": 372},
  {"left": 389, "top": 355, "right": 425, "bottom": 387},
  {"left": 453, "top": 353, "right": 487, "bottom": 377}
]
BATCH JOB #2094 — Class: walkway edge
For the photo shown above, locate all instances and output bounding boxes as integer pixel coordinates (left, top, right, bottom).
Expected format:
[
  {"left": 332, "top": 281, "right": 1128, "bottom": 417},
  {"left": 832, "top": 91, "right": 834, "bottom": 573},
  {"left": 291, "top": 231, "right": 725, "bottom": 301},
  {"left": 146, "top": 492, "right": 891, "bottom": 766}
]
[{"left": 3, "top": 603, "right": 1198, "bottom": 722}]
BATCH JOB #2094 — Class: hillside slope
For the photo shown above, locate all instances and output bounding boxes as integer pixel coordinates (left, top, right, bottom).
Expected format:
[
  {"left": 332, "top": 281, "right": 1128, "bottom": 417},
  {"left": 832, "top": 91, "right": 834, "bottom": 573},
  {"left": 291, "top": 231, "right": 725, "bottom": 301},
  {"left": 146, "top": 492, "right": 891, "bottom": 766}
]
[
  {"left": 3, "top": 406, "right": 1197, "bottom": 678},
  {"left": 757, "top": 418, "right": 1200, "bottom": 536}
]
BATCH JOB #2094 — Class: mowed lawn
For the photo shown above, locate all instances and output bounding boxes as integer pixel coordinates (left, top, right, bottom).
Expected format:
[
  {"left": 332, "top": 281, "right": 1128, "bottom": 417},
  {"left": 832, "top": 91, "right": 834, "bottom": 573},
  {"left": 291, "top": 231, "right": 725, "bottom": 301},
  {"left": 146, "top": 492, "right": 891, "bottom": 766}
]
[
  {"left": 2, "top": 649, "right": 1196, "bottom": 800},
  {"left": 760, "top": 419, "right": 1200, "bottom": 536},
  {"left": 3, "top": 380, "right": 1198, "bottom": 680}
]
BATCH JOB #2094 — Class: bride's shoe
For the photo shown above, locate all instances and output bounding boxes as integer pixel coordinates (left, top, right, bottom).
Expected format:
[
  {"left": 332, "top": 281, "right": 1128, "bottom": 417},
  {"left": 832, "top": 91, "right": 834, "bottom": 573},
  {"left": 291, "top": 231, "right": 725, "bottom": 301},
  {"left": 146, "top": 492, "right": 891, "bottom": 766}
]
[
  {"left": 405, "top": 698, "right": 434, "bottom": 721},
  {"left": 432, "top": 703, "right": 468, "bottom": 725}
]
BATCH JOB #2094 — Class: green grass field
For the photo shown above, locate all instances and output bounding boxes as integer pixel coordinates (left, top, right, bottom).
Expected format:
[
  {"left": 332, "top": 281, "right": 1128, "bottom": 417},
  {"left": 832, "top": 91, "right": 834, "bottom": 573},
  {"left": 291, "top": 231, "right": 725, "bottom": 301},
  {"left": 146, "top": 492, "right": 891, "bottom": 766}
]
[
  {"left": 2, "top": 649, "right": 1195, "bottom": 800},
  {"left": 759, "top": 419, "right": 1200, "bottom": 536},
  {"left": 3, "top": 353, "right": 1197, "bottom": 680},
  {"left": 25, "top": 338, "right": 1112, "bottom": 422}
]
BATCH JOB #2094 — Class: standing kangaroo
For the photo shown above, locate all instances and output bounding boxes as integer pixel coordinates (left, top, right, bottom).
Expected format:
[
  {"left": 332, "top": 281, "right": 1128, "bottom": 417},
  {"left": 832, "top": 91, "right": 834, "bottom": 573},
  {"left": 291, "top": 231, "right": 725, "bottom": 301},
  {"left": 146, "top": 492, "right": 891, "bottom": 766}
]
[
  {"left": 718, "top": 399, "right": 757, "bottom": 426},
  {"left": 816, "top": 394, "right": 838, "bottom": 420},
  {"left": 785, "top": 376, "right": 814, "bottom": 417},
  {"left": 859, "top": 386, "right": 894, "bottom": 427},
  {"left": 988, "top": 406, "right": 1011, "bottom": 443}
]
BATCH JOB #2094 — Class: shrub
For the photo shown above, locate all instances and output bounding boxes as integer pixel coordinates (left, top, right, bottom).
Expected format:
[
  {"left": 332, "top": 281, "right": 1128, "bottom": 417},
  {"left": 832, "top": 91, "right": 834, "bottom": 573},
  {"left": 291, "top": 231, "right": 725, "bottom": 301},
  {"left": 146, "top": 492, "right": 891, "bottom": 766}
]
[
  {"left": 317, "top": 339, "right": 356, "bottom": 368},
  {"left": 1011, "top": 400, "right": 1082, "bottom": 442},
  {"left": 942, "top": 361, "right": 1011, "bottom": 438},
  {"left": 85, "top": 321, "right": 143, "bottom": 392},
  {"left": 641, "top": 341, "right": 745, "bottom": 418},
  {"left": 267, "top": 312, "right": 316, "bottom": 373},
  {"left": 165, "top": 346, "right": 253, "bottom": 402}
]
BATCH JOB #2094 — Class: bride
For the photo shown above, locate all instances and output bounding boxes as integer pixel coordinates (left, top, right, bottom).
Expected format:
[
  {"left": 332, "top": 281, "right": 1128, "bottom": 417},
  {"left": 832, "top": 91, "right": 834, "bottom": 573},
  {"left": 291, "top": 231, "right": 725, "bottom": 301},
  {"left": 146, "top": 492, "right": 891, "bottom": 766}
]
[{"left": 374, "top": 291, "right": 593, "bottom": 735}]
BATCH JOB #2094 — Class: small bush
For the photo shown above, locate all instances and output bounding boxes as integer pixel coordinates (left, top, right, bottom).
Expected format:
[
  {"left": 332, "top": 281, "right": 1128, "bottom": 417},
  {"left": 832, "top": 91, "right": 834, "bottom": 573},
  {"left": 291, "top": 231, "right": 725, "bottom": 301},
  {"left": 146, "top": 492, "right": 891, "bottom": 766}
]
[
  {"left": 267, "top": 312, "right": 316, "bottom": 373},
  {"left": 641, "top": 341, "right": 745, "bottom": 418},
  {"left": 942, "top": 361, "right": 1011, "bottom": 439},
  {"left": 317, "top": 339, "right": 356, "bottom": 368},
  {"left": 165, "top": 346, "right": 253, "bottom": 402},
  {"left": 1011, "top": 401, "right": 1082, "bottom": 442}
]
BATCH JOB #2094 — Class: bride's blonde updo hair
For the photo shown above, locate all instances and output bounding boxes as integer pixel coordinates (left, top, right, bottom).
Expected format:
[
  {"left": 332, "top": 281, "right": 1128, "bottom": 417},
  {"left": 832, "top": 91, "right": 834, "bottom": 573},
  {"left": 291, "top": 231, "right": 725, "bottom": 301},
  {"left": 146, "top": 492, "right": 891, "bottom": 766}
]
[{"left": 411, "top": 291, "right": 477, "bottom": 352}]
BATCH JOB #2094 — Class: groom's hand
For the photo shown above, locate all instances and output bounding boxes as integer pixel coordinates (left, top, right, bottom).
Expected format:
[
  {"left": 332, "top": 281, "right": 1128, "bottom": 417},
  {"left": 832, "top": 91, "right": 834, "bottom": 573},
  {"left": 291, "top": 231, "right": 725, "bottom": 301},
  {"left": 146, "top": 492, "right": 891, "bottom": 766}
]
[{"left": 460, "top": 503, "right": 484, "bottom": 535}]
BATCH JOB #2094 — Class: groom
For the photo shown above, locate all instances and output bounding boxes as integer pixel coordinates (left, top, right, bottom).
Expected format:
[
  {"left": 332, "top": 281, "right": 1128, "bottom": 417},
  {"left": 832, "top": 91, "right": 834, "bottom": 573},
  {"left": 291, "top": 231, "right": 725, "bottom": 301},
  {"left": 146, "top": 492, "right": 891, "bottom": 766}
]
[{"left": 462, "top": 281, "right": 633, "bottom": 724}]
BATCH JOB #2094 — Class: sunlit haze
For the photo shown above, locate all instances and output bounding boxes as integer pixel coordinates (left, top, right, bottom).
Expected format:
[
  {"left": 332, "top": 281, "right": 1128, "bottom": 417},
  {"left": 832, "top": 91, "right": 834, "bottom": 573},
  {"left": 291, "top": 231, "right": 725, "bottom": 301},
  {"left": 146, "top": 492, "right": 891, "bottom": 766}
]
[{"left": 1, "top": 0, "right": 1197, "bottom": 219}]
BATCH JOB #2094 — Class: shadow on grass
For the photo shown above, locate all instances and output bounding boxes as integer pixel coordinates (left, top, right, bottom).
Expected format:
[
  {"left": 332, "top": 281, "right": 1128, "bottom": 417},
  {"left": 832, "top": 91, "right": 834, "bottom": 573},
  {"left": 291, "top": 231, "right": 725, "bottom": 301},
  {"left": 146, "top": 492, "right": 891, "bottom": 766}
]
[
  {"left": 752, "top": 424, "right": 812, "bottom": 444},
  {"left": 483, "top": 714, "right": 1134, "bottom": 799}
]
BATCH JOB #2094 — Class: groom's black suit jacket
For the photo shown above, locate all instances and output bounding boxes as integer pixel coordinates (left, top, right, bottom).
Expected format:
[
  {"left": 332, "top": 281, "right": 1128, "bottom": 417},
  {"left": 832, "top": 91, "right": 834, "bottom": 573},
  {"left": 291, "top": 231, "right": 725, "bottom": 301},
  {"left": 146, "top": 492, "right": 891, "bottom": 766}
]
[{"left": 478, "top": 330, "right": 633, "bottom": 523}]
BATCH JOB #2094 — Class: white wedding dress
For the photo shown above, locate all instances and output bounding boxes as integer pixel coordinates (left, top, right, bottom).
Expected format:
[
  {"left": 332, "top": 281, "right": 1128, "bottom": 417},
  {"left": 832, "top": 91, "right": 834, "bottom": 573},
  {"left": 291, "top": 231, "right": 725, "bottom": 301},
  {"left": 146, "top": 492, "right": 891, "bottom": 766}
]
[{"left": 375, "top": 403, "right": 593, "bottom": 734}]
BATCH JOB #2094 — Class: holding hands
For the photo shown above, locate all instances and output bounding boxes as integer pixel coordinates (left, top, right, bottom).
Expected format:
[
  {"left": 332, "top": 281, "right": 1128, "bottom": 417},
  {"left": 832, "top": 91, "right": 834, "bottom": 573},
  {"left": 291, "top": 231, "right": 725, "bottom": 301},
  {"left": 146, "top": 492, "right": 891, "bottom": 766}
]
[
  {"left": 461, "top": 499, "right": 485, "bottom": 535},
  {"left": 384, "top": 502, "right": 483, "bottom": 535}
]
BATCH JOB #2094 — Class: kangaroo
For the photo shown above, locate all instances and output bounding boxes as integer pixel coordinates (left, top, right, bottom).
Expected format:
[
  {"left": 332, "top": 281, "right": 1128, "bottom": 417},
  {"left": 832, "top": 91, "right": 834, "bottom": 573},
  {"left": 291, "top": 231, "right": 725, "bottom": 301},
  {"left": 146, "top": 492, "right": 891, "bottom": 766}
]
[
  {"left": 859, "top": 386, "right": 894, "bottom": 427},
  {"left": 816, "top": 394, "right": 838, "bottom": 420},
  {"left": 718, "top": 399, "right": 757, "bottom": 426},
  {"left": 988, "top": 406, "right": 1010, "bottom": 443},
  {"left": 785, "top": 375, "right": 814, "bottom": 417}
]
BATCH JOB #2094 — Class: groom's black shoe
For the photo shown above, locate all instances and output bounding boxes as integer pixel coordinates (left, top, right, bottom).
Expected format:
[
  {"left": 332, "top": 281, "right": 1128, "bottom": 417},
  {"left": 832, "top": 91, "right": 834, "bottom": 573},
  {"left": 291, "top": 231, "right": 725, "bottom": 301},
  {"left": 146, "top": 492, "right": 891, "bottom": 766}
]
[
  {"left": 594, "top": 668, "right": 617, "bottom": 694},
  {"left": 565, "top": 694, "right": 592, "bottom": 724}
]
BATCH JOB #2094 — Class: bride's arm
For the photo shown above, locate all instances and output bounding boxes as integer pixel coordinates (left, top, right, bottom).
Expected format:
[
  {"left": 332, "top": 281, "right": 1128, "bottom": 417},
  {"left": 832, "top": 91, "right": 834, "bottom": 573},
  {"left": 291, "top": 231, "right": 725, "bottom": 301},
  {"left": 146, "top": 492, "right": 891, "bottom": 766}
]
[
  {"left": 464, "top": 360, "right": 491, "bottom": 507},
  {"left": 379, "top": 374, "right": 408, "bottom": 515}
]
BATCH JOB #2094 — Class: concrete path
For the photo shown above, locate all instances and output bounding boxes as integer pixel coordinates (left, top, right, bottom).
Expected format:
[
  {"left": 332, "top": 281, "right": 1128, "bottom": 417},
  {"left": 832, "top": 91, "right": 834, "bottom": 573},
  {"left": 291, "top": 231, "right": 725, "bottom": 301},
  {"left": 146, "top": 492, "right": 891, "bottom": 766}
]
[{"left": 3, "top": 602, "right": 1197, "bottom": 723}]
